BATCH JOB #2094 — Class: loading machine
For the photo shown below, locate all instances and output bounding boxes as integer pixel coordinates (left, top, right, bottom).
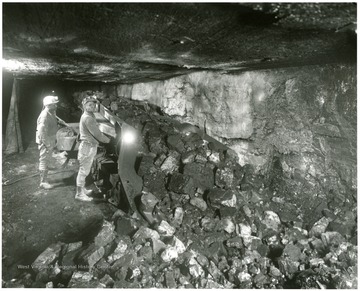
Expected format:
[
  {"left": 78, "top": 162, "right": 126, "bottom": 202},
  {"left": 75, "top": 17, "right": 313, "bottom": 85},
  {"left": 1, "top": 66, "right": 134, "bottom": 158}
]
[{"left": 56, "top": 103, "right": 143, "bottom": 214}]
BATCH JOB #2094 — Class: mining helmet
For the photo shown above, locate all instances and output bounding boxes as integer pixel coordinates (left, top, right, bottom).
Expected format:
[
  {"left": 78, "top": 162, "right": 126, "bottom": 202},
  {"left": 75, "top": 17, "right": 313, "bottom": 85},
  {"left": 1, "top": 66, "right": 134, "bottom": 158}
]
[
  {"left": 82, "top": 96, "right": 99, "bottom": 107},
  {"left": 43, "top": 95, "right": 59, "bottom": 106}
]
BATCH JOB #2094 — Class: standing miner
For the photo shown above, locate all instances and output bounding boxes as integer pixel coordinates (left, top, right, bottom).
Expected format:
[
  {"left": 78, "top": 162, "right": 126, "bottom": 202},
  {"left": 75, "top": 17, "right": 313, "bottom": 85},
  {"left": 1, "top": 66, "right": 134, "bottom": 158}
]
[
  {"left": 36, "top": 95, "right": 67, "bottom": 189},
  {"left": 76, "top": 96, "right": 110, "bottom": 202}
]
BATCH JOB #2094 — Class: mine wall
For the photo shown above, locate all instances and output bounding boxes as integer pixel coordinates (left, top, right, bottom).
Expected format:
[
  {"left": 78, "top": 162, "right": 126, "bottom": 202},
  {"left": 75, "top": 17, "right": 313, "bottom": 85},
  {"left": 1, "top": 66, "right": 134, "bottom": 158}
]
[
  {"left": 122, "top": 63, "right": 357, "bottom": 230},
  {"left": 3, "top": 63, "right": 357, "bottom": 288}
]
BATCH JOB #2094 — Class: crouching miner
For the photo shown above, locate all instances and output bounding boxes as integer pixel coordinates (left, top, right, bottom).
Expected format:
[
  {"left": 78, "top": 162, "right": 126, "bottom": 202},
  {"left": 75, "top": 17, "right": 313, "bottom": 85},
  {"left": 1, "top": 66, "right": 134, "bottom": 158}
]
[
  {"left": 36, "top": 95, "right": 67, "bottom": 189},
  {"left": 76, "top": 96, "right": 110, "bottom": 202}
]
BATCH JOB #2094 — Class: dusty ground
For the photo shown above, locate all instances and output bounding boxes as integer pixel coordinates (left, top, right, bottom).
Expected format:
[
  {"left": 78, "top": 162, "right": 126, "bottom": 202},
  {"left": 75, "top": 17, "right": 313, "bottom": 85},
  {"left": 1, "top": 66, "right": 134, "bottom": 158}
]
[{"left": 2, "top": 143, "right": 115, "bottom": 280}]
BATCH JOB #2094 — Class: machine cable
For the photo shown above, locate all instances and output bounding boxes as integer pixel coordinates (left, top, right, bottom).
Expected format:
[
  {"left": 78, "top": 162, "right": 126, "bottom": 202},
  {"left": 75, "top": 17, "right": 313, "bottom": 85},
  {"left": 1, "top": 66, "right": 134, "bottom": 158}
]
[{"left": 3, "top": 168, "right": 75, "bottom": 186}]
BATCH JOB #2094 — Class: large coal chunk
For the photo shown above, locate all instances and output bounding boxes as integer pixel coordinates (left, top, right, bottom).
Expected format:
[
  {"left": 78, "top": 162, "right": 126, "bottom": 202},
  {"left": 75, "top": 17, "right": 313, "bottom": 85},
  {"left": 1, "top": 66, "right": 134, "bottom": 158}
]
[
  {"left": 168, "top": 172, "right": 196, "bottom": 195},
  {"left": 146, "top": 126, "right": 168, "bottom": 155},
  {"left": 215, "top": 166, "right": 236, "bottom": 189},
  {"left": 59, "top": 249, "right": 79, "bottom": 284},
  {"left": 240, "top": 164, "right": 264, "bottom": 191},
  {"left": 326, "top": 210, "right": 356, "bottom": 237},
  {"left": 138, "top": 191, "right": 162, "bottom": 225},
  {"left": 207, "top": 188, "right": 238, "bottom": 209},
  {"left": 67, "top": 271, "right": 100, "bottom": 288},
  {"left": 138, "top": 155, "right": 156, "bottom": 177},
  {"left": 75, "top": 243, "right": 105, "bottom": 271},
  {"left": 190, "top": 197, "right": 208, "bottom": 211},
  {"left": 183, "top": 162, "right": 215, "bottom": 190},
  {"left": 115, "top": 216, "right": 140, "bottom": 237},
  {"left": 167, "top": 134, "right": 185, "bottom": 153},
  {"left": 94, "top": 221, "right": 116, "bottom": 248},
  {"left": 183, "top": 132, "right": 205, "bottom": 151},
  {"left": 143, "top": 169, "right": 168, "bottom": 199},
  {"left": 160, "top": 151, "right": 181, "bottom": 174},
  {"left": 32, "top": 242, "right": 64, "bottom": 274}
]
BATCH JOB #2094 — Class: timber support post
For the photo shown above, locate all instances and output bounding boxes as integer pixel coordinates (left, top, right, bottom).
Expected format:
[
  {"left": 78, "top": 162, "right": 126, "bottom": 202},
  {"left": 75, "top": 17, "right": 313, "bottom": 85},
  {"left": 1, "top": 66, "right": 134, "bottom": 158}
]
[{"left": 5, "top": 78, "right": 23, "bottom": 154}]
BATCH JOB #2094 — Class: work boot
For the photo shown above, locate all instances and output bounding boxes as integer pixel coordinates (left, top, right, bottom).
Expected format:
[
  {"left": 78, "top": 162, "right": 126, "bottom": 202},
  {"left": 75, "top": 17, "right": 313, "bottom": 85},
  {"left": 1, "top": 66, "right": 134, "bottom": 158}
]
[
  {"left": 39, "top": 170, "right": 53, "bottom": 190},
  {"left": 83, "top": 187, "right": 93, "bottom": 196},
  {"left": 75, "top": 186, "right": 93, "bottom": 202}
]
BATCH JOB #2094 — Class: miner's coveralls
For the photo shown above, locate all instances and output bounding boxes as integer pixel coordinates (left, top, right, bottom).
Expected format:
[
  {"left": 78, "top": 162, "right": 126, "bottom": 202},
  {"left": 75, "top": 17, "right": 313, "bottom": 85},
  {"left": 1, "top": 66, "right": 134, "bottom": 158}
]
[
  {"left": 76, "top": 111, "right": 110, "bottom": 187},
  {"left": 36, "top": 108, "right": 59, "bottom": 171}
]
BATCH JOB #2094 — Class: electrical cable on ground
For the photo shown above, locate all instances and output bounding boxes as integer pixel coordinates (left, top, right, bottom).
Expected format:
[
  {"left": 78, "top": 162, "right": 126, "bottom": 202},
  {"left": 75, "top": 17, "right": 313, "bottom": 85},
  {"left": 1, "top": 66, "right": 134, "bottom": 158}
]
[{"left": 2, "top": 169, "right": 75, "bottom": 186}]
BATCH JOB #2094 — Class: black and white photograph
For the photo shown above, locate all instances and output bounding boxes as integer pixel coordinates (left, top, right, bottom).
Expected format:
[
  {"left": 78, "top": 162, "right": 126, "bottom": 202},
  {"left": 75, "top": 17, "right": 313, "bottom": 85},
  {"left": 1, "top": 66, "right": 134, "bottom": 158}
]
[{"left": 2, "top": 1, "right": 357, "bottom": 288}]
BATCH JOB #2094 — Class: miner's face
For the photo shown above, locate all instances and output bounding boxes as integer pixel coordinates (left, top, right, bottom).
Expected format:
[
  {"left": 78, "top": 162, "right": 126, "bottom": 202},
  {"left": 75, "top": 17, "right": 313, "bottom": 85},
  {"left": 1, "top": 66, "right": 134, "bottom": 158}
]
[
  {"left": 84, "top": 101, "right": 97, "bottom": 112},
  {"left": 47, "top": 103, "right": 57, "bottom": 113}
]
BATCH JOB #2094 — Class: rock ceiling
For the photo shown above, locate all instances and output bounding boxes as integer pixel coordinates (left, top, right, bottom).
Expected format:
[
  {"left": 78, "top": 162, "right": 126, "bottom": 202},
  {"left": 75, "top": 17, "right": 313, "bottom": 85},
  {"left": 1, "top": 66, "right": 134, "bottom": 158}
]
[{"left": 2, "top": 2, "right": 357, "bottom": 83}]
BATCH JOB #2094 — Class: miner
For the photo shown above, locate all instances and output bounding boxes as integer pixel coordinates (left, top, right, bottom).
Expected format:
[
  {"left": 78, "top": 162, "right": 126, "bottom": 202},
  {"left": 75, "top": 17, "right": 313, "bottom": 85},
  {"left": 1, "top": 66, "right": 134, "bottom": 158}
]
[
  {"left": 76, "top": 96, "right": 110, "bottom": 202},
  {"left": 36, "top": 95, "right": 67, "bottom": 189}
]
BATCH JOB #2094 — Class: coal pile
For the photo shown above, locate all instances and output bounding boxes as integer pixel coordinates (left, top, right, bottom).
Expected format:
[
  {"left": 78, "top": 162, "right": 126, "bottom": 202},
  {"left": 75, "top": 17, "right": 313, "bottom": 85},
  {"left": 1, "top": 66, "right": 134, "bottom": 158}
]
[{"left": 3, "top": 97, "right": 357, "bottom": 289}]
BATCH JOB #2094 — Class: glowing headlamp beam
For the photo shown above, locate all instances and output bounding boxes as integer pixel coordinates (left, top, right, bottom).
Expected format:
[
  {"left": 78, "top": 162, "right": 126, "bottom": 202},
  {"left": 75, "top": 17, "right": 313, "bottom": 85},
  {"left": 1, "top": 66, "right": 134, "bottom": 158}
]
[{"left": 122, "top": 130, "right": 136, "bottom": 144}]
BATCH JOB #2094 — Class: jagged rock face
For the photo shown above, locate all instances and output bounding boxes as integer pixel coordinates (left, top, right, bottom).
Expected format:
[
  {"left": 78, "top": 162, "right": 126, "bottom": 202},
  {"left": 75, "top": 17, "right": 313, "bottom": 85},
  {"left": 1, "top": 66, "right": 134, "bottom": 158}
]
[
  {"left": 122, "top": 64, "right": 355, "bottom": 140},
  {"left": 127, "top": 73, "right": 256, "bottom": 138},
  {"left": 113, "top": 64, "right": 356, "bottom": 220}
]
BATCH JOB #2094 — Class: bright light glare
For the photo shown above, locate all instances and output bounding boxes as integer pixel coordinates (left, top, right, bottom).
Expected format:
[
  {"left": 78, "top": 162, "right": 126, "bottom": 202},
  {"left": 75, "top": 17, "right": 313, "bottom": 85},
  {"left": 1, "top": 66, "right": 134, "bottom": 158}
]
[
  {"left": 2, "top": 59, "right": 24, "bottom": 70},
  {"left": 122, "top": 131, "right": 136, "bottom": 144}
]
